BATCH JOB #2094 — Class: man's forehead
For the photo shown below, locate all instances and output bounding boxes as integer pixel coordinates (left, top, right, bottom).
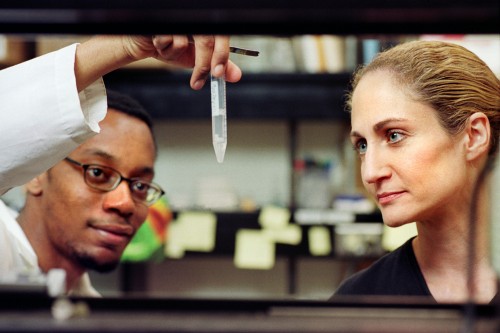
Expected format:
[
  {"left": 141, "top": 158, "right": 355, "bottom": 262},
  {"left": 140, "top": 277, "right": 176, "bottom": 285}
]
[
  {"left": 75, "top": 148, "right": 115, "bottom": 161},
  {"left": 90, "top": 110, "right": 155, "bottom": 147}
]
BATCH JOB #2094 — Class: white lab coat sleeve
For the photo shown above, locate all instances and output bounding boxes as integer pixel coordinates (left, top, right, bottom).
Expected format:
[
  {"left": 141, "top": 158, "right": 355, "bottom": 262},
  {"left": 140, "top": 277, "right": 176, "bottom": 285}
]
[{"left": 0, "top": 44, "right": 107, "bottom": 194}]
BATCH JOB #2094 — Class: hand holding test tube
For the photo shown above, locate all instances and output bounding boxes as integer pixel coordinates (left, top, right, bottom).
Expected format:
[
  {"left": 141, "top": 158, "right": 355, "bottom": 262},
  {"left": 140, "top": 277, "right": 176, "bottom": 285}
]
[{"left": 211, "top": 46, "right": 259, "bottom": 163}]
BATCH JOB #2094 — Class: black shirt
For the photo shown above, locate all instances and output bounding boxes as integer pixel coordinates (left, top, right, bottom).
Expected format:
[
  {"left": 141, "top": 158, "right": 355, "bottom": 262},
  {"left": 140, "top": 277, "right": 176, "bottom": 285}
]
[{"left": 332, "top": 238, "right": 433, "bottom": 298}]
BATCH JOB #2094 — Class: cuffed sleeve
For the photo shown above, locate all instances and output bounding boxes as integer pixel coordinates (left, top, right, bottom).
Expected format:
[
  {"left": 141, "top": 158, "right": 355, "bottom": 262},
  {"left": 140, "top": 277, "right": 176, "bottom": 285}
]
[{"left": 0, "top": 44, "right": 107, "bottom": 194}]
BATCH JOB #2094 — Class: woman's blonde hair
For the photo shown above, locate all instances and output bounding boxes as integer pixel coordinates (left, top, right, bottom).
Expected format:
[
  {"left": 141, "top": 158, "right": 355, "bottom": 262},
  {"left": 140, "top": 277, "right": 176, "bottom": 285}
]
[{"left": 347, "top": 40, "right": 500, "bottom": 156}]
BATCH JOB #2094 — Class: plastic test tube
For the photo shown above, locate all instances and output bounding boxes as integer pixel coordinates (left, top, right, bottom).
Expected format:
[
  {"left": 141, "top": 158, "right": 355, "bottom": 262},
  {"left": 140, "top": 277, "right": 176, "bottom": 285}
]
[
  {"left": 210, "top": 46, "right": 259, "bottom": 163},
  {"left": 211, "top": 74, "right": 227, "bottom": 163}
]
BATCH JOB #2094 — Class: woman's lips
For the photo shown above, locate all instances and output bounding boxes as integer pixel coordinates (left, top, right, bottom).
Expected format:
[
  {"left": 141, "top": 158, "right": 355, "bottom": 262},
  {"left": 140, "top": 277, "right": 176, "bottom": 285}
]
[{"left": 377, "top": 191, "right": 405, "bottom": 205}]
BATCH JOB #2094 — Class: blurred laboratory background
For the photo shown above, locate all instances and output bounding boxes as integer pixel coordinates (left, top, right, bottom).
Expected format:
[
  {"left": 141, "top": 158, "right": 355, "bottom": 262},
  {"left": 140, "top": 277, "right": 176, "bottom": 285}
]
[{"left": 1, "top": 33, "right": 499, "bottom": 300}]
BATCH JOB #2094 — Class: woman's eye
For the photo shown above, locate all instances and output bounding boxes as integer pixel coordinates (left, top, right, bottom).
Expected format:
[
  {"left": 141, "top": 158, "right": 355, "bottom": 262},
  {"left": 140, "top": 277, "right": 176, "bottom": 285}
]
[
  {"left": 388, "top": 131, "right": 404, "bottom": 143},
  {"left": 354, "top": 139, "right": 368, "bottom": 154}
]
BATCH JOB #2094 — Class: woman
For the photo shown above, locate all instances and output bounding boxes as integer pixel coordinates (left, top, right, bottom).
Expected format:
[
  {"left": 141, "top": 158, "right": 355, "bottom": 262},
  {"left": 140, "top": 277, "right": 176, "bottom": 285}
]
[{"left": 334, "top": 40, "right": 499, "bottom": 303}]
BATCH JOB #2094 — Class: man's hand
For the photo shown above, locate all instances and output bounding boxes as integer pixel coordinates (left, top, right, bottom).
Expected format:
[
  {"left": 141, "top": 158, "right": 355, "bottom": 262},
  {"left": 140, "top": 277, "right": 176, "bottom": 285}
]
[{"left": 123, "top": 35, "right": 242, "bottom": 90}]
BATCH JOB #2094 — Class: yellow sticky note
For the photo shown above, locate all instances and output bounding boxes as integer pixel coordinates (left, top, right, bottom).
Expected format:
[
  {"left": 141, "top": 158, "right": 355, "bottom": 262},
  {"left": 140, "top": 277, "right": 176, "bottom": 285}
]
[
  {"left": 234, "top": 229, "right": 275, "bottom": 270},
  {"left": 264, "top": 224, "right": 302, "bottom": 245},
  {"left": 308, "top": 226, "right": 332, "bottom": 256},
  {"left": 259, "top": 205, "right": 291, "bottom": 229},
  {"left": 165, "top": 221, "right": 186, "bottom": 258},
  {"left": 165, "top": 211, "right": 217, "bottom": 258}
]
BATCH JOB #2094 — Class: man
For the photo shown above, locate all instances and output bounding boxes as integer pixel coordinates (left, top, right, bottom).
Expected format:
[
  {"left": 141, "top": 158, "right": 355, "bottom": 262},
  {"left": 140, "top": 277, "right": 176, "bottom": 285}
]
[
  {"left": 0, "top": 35, "right": 242, "bottom": 194},
  {"left": 0, "top": 34, "right": 242, "bottom": 294},
  {"left": 3, "top": 91, "right": 161, "bottom": 296}
]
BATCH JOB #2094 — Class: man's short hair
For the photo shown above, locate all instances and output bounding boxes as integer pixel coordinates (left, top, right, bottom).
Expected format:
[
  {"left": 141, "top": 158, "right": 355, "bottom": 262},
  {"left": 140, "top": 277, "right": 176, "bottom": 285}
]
[
  {"left": 106, "top": 90, "right": 154, "bottom": 132},
  {"left": 106, "top": 90, "right": 156, "bottom": 152}
]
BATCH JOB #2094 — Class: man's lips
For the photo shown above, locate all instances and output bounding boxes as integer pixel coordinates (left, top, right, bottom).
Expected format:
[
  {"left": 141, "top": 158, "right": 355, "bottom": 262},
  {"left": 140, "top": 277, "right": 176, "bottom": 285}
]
[
  {"left": 376, "top": 191, "right": 405, "bottom": 205},
  {"left": 91, "top": 223, "right": 134, "bottom": 246}
]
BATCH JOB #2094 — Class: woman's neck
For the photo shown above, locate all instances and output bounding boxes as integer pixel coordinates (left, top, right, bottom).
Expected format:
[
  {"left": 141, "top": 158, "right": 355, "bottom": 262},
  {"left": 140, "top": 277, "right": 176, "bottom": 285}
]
[{"left": 412, "top": 184, "right": 497, "bottom": 303}]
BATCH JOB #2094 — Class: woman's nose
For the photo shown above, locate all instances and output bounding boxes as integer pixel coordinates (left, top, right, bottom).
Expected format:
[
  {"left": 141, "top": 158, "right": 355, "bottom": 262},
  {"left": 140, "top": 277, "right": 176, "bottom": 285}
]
[{"left": 361, "top": 148, "right": 392, "bottom": 185}]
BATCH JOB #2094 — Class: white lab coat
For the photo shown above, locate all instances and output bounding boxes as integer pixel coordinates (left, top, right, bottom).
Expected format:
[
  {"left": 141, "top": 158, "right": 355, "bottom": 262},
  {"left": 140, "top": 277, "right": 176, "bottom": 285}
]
[
  {"left": 0, "top": 200, "right": 100, "bottom": 297},
  {"left": 0, "top": 43, "right": 106, "bottom": 296},
  {"left": 0, "top": 43, "right": 106, "bottom": 195}
]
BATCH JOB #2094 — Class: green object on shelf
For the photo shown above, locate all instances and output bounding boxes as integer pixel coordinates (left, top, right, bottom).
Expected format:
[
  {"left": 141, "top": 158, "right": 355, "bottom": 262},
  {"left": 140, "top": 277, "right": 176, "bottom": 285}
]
[{"left": 121, "top": 197, "right": 172, "bottom": 262}]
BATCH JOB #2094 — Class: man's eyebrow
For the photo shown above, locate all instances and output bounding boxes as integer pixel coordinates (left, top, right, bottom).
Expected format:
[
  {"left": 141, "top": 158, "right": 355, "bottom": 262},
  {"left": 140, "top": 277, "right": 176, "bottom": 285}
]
[
  {"left": 137, "top": 166, "right": 155, "bottom": 177},
  {"left": 80, "top": 149, "right": 115, "bottom": 161},
  {"left": 81, "top": 149, "right": 155, "bottom": 176}
]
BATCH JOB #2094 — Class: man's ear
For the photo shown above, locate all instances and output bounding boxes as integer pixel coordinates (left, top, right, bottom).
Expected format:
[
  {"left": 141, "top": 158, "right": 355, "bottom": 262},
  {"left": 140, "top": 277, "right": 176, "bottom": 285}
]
[
  {"left": 465, "top": 112, "right": 491, "bottom": 161},
  {"left": 25, "top": 175, "right": 45, "bottom": 196}
]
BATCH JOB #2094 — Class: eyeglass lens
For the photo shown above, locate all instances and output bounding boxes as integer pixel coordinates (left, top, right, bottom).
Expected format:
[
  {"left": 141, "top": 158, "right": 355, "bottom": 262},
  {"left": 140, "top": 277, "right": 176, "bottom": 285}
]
[{"left": 84, "top": 165, "right": 161, "bottom": 205}]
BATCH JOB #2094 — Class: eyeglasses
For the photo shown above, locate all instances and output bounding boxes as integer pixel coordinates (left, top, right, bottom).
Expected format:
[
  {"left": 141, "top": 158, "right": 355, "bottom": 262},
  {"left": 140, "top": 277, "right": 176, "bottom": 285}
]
[{"left": 64, "top": 157, "right": 164, "bottom": 206}]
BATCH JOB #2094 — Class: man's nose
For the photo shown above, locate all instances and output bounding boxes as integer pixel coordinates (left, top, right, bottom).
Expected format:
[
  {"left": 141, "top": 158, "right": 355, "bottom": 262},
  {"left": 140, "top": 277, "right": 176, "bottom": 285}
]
[{"left": 102, "top": 181, "right": 136, "bottom": 216}]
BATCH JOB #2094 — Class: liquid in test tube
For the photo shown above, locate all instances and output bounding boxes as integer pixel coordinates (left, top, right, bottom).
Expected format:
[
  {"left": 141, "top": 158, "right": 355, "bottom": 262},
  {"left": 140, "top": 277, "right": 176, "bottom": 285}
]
[
  {"left": 209, "top": 46, "right": 258, "bottom": 163},
  {"left": 211, "top": 74, "right": 227, "bottom": 163}
]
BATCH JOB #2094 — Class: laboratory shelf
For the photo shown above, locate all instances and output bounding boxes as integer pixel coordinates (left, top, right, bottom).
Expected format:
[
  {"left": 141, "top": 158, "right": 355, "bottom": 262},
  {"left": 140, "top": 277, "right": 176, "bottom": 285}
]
[
  {"left": 167, "top": 209, "right": 383, "bottom": 257},
  {"left": 104, "top": 70, "right": 352, "bottom": 121},
  {"left": 116, "top": 209, "right": 384, "bottom": 295}
]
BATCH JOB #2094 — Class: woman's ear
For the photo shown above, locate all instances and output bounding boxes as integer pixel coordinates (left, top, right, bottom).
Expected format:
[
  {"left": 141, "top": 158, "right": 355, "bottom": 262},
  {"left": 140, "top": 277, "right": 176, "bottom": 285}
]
[
  {"left": 25, "top": 175, "right": 45, "bottom": 196},
  {"left": 465, "top": 112, "right": 491, "bottom": 161}
]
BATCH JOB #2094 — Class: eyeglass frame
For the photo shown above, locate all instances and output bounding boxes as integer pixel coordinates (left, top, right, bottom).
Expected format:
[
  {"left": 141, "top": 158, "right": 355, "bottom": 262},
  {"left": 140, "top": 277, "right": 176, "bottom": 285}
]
[{"left": 64, "top": 157, "right": 164, "bottom": 206}]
